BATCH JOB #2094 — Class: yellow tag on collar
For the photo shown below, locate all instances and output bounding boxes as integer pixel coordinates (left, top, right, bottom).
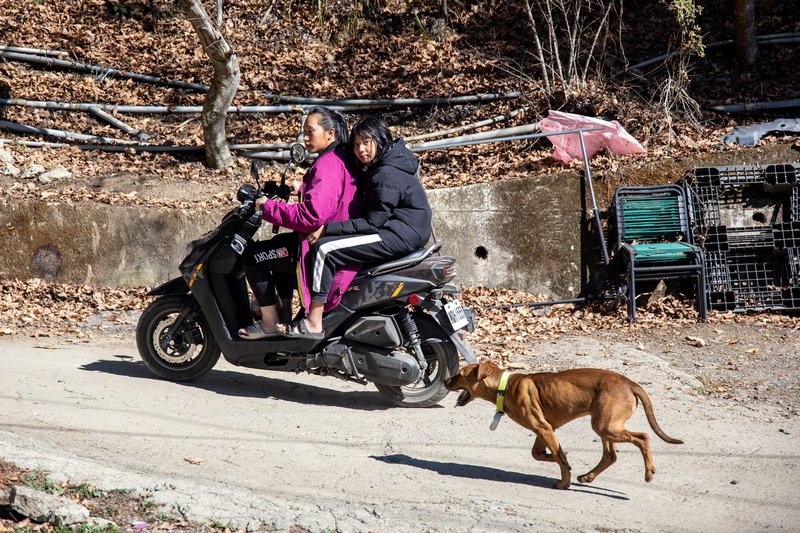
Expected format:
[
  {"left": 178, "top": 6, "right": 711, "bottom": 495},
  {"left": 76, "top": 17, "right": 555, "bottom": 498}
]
[
  {"left": 496, "top": 371, "right": 510, "bottom": 413},
  {"left": 490, "top": 371, "right": 510, "bottom": 431}
]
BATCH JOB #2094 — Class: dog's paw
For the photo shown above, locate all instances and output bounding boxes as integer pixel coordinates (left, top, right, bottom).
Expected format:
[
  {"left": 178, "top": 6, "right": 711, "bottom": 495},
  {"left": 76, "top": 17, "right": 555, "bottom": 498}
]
[
  {"left": 577, "top": 473, "right": 595, "bottom": 484},
  {"left": 554, "top": 480, "right": 571, "bottom": 490},
  {"left": 645, "top": 468, "right": 655, "bottom": 482}
]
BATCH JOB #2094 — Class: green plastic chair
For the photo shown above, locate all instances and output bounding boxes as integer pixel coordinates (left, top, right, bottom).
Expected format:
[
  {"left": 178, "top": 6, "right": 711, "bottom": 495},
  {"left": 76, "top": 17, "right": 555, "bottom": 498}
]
[{"left": 613, "top": 185, "right": 708, "bottom": 322}]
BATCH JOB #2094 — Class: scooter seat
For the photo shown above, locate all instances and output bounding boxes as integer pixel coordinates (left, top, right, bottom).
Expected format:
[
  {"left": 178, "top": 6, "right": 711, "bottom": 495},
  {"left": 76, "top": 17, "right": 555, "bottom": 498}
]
[{"left": 360, "top": 241, "right": 443, "bottom": 277}]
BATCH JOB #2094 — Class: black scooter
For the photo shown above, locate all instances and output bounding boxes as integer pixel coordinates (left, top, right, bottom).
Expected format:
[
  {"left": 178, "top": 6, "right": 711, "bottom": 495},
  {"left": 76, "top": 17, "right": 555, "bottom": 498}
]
[{"left": 136, "top": 145, "right": 477, "bottom": 407}]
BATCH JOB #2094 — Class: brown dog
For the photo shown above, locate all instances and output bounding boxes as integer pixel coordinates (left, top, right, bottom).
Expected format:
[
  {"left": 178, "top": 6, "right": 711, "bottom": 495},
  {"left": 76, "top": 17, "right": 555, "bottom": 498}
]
[{"left": 444, "top": 360, "right": 683, "bottom": 489}]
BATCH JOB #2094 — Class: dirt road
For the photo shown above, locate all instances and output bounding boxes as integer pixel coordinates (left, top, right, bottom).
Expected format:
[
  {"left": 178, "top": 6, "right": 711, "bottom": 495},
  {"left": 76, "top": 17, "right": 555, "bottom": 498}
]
[{"left": 1, "top": 331, "right": 798, "bottom": 532}]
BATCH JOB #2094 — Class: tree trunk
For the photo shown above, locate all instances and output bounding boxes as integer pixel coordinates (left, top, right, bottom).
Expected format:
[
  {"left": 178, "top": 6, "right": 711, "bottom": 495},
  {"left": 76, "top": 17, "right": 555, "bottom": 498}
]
[
  {"left": 733, "top": 0, "right": 759, "bottom": 66},
  {"left": 177, "top": 0, "right": 240, "bottom": 168}
]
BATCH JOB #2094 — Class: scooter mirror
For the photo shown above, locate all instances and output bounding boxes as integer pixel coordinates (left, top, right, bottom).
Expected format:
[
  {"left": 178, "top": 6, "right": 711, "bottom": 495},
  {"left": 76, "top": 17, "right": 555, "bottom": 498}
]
[
  {"left": 289, "top": 143, "right": 307, "bottom": 165},
  {"left": 250, "top": 159, "right": 260, "bottom": 181}
]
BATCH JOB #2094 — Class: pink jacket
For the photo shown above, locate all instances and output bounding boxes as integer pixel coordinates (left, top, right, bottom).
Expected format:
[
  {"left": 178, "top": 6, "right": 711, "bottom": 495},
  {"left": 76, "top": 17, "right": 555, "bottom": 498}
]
[{"left": 260, "top": 144, "right": 362, "bottom": 312}]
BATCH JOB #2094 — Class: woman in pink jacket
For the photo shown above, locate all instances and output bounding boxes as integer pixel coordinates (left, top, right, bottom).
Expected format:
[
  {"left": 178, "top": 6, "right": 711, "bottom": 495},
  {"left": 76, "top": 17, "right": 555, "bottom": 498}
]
[{"left": 239, "top": 107, "right": 362, "bottom": 339}]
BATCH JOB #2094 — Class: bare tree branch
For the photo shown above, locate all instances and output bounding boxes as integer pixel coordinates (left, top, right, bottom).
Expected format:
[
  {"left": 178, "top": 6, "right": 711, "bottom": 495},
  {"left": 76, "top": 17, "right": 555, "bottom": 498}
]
[{"left": 177, "top": 0, "right": 241, "bottom": 169}]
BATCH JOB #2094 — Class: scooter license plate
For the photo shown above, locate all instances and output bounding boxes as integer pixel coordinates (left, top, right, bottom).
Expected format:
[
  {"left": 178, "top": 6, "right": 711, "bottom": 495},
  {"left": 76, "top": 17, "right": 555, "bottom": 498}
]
[{"left": 445, "top": 300, "right": 469, "bottom": 330}]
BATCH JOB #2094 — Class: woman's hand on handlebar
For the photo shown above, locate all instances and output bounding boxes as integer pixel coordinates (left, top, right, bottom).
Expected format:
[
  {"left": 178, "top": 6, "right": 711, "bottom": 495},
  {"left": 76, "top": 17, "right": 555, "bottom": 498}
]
[{"left": 255, "top": 196, "right": 267, "bottom": 211}]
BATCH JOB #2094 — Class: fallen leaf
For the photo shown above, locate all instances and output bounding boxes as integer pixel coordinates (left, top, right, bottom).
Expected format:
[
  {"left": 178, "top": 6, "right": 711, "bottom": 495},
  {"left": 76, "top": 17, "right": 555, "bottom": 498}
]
[{"left": 685, "top": 336, "right": 707, "bottom": 347}]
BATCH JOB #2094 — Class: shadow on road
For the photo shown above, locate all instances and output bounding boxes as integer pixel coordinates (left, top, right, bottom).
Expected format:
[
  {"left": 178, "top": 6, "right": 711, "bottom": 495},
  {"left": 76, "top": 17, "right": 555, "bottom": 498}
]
[
  {"left": 371, "top": 453, "right": 630, "bottom": 499},
  {"left": 80, "top": 358, "right": 397, "bottom": 411}
]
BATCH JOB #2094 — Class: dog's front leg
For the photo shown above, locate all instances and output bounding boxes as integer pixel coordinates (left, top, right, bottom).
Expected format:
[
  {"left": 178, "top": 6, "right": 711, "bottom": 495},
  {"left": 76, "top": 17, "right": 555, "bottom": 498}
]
[
  {"left": 534, "top": 428, "right": 572, "bottom": 490},
  {"left": 531, "top": 435, "right": 556, "bottom": 462}
]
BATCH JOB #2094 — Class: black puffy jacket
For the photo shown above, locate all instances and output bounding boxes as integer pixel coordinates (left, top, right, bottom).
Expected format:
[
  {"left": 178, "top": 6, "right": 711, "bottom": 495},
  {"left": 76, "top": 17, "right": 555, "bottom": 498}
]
[{"left": 326, "top": 139, "right": 432, "bottom": 254}]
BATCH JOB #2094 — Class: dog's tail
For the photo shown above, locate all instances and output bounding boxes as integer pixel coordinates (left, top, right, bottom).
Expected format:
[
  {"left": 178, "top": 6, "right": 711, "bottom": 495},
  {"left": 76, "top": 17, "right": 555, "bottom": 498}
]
[{"left": 632, "top": 384, "right": 684, "bottom": 444}]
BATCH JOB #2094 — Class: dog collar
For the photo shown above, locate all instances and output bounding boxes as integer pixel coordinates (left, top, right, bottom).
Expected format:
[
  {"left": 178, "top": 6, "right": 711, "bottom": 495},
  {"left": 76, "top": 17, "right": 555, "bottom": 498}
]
[{"left": 490, "top": 371, "right": 511, "bottom": 431}]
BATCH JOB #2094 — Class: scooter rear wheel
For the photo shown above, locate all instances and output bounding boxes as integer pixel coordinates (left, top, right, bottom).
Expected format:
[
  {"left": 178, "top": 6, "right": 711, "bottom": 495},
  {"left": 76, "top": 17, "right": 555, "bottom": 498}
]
[
  {"left": 374, "top": 339, "right": 458, "bottom": 408},
  {"left": 136, "top": 294, "right": 221, "bottom": 381}
]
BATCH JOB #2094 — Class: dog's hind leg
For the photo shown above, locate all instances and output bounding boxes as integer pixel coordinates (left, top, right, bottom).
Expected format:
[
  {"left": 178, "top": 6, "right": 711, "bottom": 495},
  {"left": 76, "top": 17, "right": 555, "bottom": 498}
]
[
  {"left": 626, "top": 429, "right": 655, "bottom": 482},
  {"left": 597, "top": 426, "right": 655, "bottom": 482},
  {"left": 577, "top": 439, "right": 616, "bottom": 484},
  {"left": 531, "top": 435, "right": 557, "bottom": 462}
]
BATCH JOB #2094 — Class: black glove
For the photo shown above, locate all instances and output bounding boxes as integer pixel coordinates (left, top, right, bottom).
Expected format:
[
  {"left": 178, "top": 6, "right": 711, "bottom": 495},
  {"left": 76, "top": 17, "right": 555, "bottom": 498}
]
[
  {"left": 263, "top": 181, "right": 292, "bottom": 201},
  {"left": 263, "top": 181, "right": 280, "bottom": 199},
  {"left": 275, "top": 183, "right": 292, "bottom": 201}
]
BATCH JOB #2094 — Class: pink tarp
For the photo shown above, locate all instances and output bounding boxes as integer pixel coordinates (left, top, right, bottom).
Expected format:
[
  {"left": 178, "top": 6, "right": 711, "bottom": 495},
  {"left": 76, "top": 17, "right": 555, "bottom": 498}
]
[{"left": 538, "top": 110, "right": 646, "bottom": 162}]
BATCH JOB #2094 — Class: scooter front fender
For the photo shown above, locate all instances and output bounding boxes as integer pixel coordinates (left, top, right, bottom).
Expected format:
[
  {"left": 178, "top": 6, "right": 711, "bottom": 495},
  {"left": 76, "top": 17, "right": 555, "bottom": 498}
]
[{"left": 147, "top": 277, "right": 189, "bottom": 296}]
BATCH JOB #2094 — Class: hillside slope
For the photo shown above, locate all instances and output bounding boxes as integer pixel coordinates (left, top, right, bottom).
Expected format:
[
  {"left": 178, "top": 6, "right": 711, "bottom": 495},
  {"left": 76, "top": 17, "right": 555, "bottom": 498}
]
[{"left": 0, "top": 0, "right": 797, "bottom": 203}]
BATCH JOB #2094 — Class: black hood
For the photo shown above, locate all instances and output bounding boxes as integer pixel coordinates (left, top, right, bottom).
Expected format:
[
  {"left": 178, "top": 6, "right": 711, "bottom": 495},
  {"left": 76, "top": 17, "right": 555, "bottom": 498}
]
[{"left": 375, "top": 139, "right": 418, "bottom": 176}]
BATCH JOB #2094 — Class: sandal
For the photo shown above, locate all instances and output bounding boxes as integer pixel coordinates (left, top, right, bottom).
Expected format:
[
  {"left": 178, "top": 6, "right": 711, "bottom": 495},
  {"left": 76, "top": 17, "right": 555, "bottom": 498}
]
[
  {"left": 283, "top": 319, "right": 325, "bottom": 340},
  {"left": 238, "top": 322, "right": 270, "bottom": 340}
]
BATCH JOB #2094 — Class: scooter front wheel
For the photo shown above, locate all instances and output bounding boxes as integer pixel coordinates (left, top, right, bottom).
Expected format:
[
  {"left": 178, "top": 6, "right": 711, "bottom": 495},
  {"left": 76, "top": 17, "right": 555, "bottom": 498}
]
[{"left": 136, "top": 294, "right": 221, "bottom": 381}]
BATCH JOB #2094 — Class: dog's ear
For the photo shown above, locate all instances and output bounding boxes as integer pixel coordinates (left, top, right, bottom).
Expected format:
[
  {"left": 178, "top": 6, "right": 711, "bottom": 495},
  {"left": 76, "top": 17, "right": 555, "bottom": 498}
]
[
  {"left": 466, "top": 364, "right": 481, "bottom": 380},
  {"left": 476, "top": 360, "right": 502, "bottom": 381},
  {"left": 476, "top": 361, "right": 493, "bottom": 381}
]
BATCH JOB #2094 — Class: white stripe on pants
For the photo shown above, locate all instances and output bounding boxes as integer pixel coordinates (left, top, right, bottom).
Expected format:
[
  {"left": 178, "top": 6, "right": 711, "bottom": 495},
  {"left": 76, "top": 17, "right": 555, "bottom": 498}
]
[{"left": 312, "top": 233, "right": 383, "bottom": 293}]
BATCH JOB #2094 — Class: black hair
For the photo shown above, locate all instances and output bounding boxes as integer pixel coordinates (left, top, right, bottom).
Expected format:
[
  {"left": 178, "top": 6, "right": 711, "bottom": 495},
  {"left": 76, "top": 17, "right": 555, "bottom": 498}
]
[
  {"left": 308, "top": 106, "right": 349, "bottom": 145},
  {"left": 350, "top": 116, "right": 393, "bottom": 164}
]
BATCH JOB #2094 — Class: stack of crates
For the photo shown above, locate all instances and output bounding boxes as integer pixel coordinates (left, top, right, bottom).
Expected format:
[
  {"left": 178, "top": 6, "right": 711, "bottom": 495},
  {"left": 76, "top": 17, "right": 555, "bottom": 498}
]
[{"left": 681, "top": 163, "right": 800, "bottom": 312}]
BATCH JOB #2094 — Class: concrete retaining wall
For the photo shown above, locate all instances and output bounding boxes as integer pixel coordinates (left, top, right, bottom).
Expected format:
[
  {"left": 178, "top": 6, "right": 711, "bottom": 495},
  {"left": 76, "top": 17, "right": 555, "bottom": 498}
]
[
  {"left": 3, "top": 144, "right": 795, "bottom": 296},
  {"left": 0, "top": 171, "right": 583, "bottom": 296},
  {"left": 0, "top": 199, "right": 215, "bottom": 288},
  {"left": 428, "top": 171, "right": 582, "bottom": 297}
]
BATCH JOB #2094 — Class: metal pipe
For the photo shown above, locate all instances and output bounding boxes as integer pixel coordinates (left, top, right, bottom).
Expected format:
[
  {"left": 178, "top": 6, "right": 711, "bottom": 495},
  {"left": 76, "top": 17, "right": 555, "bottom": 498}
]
[
  {"left": 579, "top": 130, "right": 609, "bottom": 265},
  {"left": 708, "top": 98, "right": 800, "bottom": 113},
  {"left": 0, "top": 138, "right": 197, "bottom": 152},
  {"left": 409, "top": 123, "right": 541, "bottom": 150},
  {"left": 258, "top": 91, "right": 521, "bottom": 107},
  {"left": 0, "top": 98, "right": 313, "bottom": 114},
  {"left": 0, "top": 120, "right": 137, "bottom": 145},
  {"left": 405, "top": 107, "right": 526, "bottom": 142},
  {"left": 87, "top": 106, "right": 150, "bottom": 141},
  {"left": 0, "top": 46, "right": 68, "bottom": 57},
  {"left": 620, "top": 32, "right": 800, "bottom": 74},
  {"left": 408, "top": 126, "right": 604, "bottom": 152},
  {"left": 0, "top": 50, "right": 210, "bottom": 92},
  {"left": 0, "top": 139, "right": 291, "bottom": 154},
  {"left": 488, "top": 296, "right": 613, "bottom": 310}
]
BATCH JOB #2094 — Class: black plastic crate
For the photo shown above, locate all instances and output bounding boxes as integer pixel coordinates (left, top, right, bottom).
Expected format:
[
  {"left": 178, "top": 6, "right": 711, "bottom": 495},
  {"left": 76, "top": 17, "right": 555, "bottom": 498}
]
[
  {"left": 727, "top": 251, "right": 789, "bottom": 311},
  {"left": 687, "top": 183, "right": 793, "bottom": 234},
  {"left": 764, "top": 163, "right": 799, "bottom": 186},
  {"left": 704, "top": 251, "right": 731, "bottom": 291},
  {"left": 726, "top": 226, "right": 775, "bottom": 250},
  {"left": 703, "top": 250, "right": 797, "bottom": 312},
  {"left": 700, "top": 225, "right": 774, "bottom": 252},
  {"left": 692, "top": 165, "right": 765, "bottom": 187},
  {"left": 787, "top": 248, "right": 800, "bottom": 286},
  {"left": 772, "top": 222, "right": 800, "bottom": 249},
  {"left": 686, "top": 185, "right": 721, "bottom": 228},
  {"left": 701, "top": 225, "right": 729, "bottom": 252},
  {"left": 781, "top": 287, "right": 800, "bottom": 308},
  {"left": 708, "top": 290, "right": 738, "bottom": 312}
]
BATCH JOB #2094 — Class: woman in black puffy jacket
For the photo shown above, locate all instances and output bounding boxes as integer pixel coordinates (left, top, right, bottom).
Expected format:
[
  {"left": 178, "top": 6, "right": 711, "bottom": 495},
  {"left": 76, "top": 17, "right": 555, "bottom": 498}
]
[{"left": 285, "top": 116, "right": 432, "bottom": 339}]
